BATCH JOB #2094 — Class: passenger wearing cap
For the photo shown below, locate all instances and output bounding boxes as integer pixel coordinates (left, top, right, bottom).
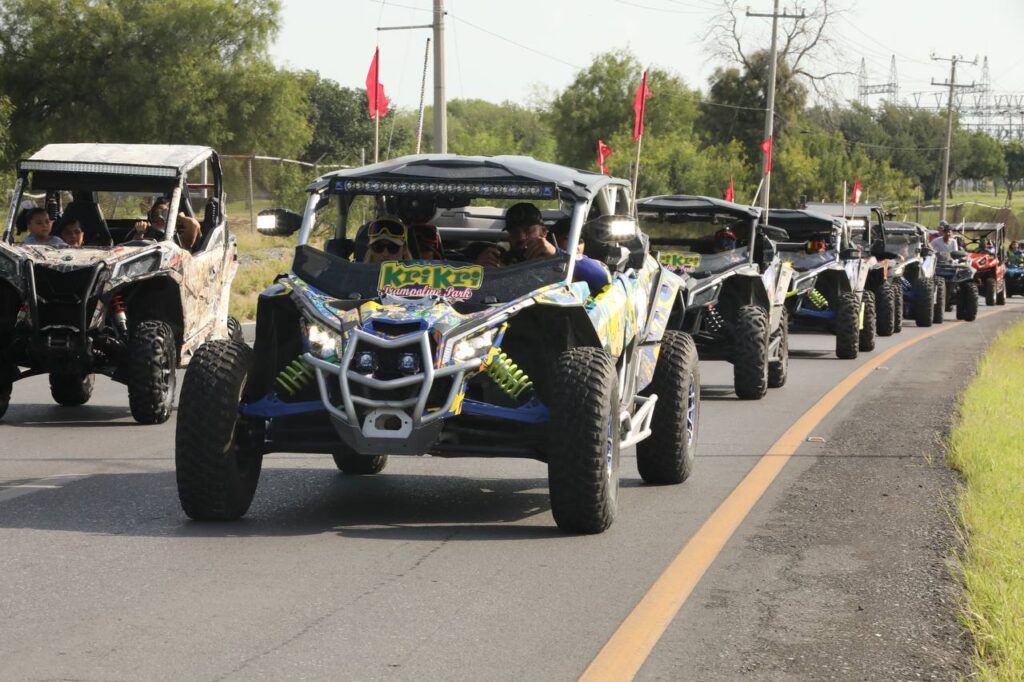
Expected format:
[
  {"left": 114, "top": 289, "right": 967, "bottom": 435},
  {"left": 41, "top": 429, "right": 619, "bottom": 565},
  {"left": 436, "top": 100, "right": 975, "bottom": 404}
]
[
  {"left": 475, "top": 202, "right": 610, "bottom": 294},
  {"left": 930, "top": 221, "right": 959, "bottom": 253},
  {"left": 364, "top": 217, "right": 412, "bottom": 264}
]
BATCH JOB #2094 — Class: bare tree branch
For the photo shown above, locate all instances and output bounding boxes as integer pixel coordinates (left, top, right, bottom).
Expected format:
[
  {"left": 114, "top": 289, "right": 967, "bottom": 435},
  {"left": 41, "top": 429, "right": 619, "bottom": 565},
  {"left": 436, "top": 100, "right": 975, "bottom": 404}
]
[{"left": 703, "top": 0, "right": 852, "bottom": 101}]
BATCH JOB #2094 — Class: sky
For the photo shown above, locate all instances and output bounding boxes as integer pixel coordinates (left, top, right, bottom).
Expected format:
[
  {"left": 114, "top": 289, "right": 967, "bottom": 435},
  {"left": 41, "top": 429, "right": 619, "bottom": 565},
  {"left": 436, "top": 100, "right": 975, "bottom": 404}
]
[{"left": 270, "top": 0, "right": 1024, "bottom": 113}]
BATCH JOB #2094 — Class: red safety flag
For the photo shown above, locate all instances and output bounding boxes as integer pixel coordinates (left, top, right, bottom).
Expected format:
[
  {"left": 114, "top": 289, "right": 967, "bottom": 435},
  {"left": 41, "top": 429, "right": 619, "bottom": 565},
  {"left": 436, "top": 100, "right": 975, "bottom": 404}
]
[
  {"left": 597, "top": 140, "right": 613, "bottom": 174},
  {"left": 632, "top": 70, "right": 653, "bottom": 142},
  {"left": 851, "top": 177, "right": 863, "bottom": 205},
  {"left": 760, "top": 136, "right": 773, "bottom": 174},
  {"left": 724, "top": 175, "right": 735, "bottom": 202},
  {"left": 365, "top": 47, "right": 390, "bottom": 119}
]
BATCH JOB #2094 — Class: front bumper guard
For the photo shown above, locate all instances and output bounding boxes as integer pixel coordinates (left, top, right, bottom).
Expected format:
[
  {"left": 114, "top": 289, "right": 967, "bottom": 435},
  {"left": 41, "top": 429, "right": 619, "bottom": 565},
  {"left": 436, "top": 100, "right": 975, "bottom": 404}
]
[{"left": 304, "top": 328, "right": 481, "bottom": 454}]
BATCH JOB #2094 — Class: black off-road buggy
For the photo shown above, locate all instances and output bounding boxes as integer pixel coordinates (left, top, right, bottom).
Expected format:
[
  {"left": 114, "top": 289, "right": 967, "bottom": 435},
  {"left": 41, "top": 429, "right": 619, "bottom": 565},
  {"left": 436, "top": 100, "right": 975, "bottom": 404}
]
[
  {"left": 0, "top": 144, "right": 239, "bottom": 422},
  {"left": 636, "top": 195, "right": 792, "bottom": 399},
  {"left": 885, "top": 221, "right": 942, "bottom": 328},
  {"left": 931, "top": 231, "right": 979, "bottom": 321},
  {"left": 174, "top": 155, "right": 699, "bottom": 534},
  {"left": 810, "top": 203, "right": 907, "bottom": 346},
  {"left": 764, "top": 208, "right": 870, "bottom": 359}
]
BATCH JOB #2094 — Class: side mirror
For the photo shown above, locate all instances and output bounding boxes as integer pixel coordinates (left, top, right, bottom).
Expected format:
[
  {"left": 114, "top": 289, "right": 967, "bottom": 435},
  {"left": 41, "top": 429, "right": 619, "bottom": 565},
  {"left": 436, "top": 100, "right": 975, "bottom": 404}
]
[
  {"left": 583, "top": 215, "right": 639, "bottom": 244},
  {"left": 256, "top": 208, "right": 302, "bottom": 236}
]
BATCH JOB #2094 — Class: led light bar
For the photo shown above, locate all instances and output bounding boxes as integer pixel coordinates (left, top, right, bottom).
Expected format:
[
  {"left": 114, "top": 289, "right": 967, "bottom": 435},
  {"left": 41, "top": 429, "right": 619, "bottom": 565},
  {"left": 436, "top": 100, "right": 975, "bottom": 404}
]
[
  {"left": 19, "top": 161, "right": 179, "bottom": 178},
  {"left": 333, "top": 179, "right": 557, "bottom": 199}
]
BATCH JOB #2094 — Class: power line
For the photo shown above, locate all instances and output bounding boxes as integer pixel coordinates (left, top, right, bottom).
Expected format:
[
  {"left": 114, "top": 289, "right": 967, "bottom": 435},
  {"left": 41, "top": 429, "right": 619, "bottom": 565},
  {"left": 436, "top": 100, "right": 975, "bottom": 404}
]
[
  {"left": 448, "top": 14, "right": 582, "bottom": 70},
  {"left": 614, "top": 0, "right": 711, "bottom": 15}
]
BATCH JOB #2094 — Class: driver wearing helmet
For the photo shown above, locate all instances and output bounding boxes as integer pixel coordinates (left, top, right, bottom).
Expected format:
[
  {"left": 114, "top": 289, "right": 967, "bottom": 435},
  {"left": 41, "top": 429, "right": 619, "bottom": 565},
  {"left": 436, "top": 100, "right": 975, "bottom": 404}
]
[{"left": 713, "top": 227, "right": 738, "bottom": 253}]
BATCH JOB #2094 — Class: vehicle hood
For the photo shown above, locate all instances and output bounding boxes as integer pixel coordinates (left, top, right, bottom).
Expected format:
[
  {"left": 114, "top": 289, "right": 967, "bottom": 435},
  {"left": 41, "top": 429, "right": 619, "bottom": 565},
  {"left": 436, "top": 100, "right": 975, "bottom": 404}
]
[
  {"left": 10, "top": 244, "right": 156, "bottom": 270},
  {"left": 291, "top": 275, "right": 586, "bottom": 345},
  {"left": 968, "top": 253, "right": 998, "bottom": 271}
]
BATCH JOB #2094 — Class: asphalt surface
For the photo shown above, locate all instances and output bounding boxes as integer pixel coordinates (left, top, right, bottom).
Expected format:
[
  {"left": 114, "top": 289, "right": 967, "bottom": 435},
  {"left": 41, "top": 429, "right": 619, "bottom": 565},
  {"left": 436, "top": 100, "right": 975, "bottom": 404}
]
[{"left": 1, "top": 303, "right": 1021, "bottom": 681}]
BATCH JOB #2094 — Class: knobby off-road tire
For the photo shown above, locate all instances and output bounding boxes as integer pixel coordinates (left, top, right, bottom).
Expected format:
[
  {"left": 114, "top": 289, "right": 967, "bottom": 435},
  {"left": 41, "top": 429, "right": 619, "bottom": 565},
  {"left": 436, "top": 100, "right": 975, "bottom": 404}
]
[
  {"left": 892, "top": 279, "right": 904, "bottom": 333},
  {"left": 912, "top": 277, "right": 934, "bottom": 327},
  {"left": 548, "top": 347, "right": 620, "bottom": 534},
  {"left": 983, "top": 277, "right": 996, "bottom": 306},
  {"left": 733, "top": 305, "right": 769, "bottom": 400},
  {"left": 127, "top": 320, "right": 177, "bottom": 424},
  {"left": 768, "top": 309, "right": 789, "bottom": 389},
  {"left": 227, "top": 316, "right": 245, "bottom": 343},
  {"left": 835, "top": 292, "right": 861, "bottom": 360},
  {"left": 333, "top": 451, "right": 388, "bottom": 475},
  {"left": 859, "top": 290, "right": 876, "bottom": 353},
  {"left": 0, "top": 375, "right": 11, "bottom": 421},
  {"left": 49, "top": 371, "right": 94, "bottom": 406},
  {"left": 996, "top": 280, "right": 1006, "bottom": 306},
  {"left": 957, "top": 282, "right": 979, "bottom": 321},
  {"left": 933, "top": 278, "right": 946, "bottom": 324},
  {"left": 176, "top": 340, "right": 263, "bottom": 521},
  {"left": 874, "top": 281, "right": 895, "bottom": 337},
  {"left": 637, "top": 331, "right": 700, "bottom": 485}
]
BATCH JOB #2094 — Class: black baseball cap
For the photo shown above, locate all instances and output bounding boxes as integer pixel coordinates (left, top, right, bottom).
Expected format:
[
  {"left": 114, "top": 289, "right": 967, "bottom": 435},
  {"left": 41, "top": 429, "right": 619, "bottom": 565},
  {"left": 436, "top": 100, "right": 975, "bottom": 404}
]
[{"left": 505, "top": 203, "right": 544, "bottom": 232}]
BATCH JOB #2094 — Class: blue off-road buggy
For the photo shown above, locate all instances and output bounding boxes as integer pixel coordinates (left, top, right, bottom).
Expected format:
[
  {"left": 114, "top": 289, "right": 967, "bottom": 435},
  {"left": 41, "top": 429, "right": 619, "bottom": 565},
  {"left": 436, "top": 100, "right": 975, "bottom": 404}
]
[
  {"left": 1007, "top": 251, "right": 1024, "bottom": 297},
  {"left": 636, "top": 196, "right": 792, "bottom": 400},
  {"left": 759, "top": 208, "right": 871, "bottom": 359},
  {"left": 174, "top": 155, "right": 699, "bottom": 534}
]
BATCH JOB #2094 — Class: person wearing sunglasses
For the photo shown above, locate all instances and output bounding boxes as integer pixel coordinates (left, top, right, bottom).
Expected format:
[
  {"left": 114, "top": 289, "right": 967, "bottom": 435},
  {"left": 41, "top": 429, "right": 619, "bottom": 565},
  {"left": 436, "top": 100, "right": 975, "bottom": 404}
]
[{"left": 364, "top": 217, "right": 412, "bottom": 264}]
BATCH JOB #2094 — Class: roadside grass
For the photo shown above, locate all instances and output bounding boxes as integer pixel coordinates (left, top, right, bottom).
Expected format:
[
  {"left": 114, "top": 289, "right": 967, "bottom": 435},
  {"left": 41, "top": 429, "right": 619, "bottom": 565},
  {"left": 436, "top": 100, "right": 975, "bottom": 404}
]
[
  {"left": 229, "top": 228, "right": 292, "bottom": 321},
  {"left": 949, "top": 320, "right": 1024, "bottom": 680}
]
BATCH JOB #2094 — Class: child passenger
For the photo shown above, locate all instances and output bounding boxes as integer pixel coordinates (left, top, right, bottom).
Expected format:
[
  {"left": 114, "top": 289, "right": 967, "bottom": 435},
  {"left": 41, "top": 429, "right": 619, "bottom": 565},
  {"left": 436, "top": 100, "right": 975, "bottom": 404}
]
[{"left": 20, "top": 208, "right": 67, "bottom": 247}]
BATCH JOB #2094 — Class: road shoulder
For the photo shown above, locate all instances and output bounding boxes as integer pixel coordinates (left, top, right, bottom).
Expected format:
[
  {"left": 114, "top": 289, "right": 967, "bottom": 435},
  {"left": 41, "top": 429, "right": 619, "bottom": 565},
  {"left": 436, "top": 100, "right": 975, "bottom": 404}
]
[{"left": 641, "top": 311, "right": 1021, "bottom": 680}]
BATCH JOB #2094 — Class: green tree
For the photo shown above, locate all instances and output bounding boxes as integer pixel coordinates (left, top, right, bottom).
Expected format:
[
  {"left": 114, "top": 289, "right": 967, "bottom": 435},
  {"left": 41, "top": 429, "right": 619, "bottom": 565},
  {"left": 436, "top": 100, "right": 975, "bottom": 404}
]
[
  {"left": 1004, "top": 140, "right": 1024, "bottom": 202},
  {"left": 958, "top": 130, "right": 1006, "bottom": 185},
  {"left": 0, "top": 0, "right": 308, "bottom": 157},
  {"left": 303, "top": 74, "right": 407, "bottom": 165},
  {"left": 698, "top": 51, "right": 808, "bottom": 156},
  {"left": 546, "top": 49, "right": 699, "bottom": 170}
]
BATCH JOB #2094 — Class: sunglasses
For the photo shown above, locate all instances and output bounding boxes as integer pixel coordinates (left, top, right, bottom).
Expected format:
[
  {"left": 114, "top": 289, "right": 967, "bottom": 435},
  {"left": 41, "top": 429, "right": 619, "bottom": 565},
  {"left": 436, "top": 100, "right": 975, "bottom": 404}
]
[{"left": 371, "top": 241, "right": 402, "bottom": 254}]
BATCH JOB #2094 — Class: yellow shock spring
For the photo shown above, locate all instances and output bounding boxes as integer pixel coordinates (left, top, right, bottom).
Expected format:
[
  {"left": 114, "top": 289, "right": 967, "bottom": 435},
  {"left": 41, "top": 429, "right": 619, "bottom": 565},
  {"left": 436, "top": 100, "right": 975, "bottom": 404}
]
[
  {"left": 807, "top": 288, "right": 829, "bottom": 310},
  {"left": 275, "top": 357, "right": 315, "bottom": 397},
  {"left": 484, "top": 349, "right": 533, "bottom": 400}
]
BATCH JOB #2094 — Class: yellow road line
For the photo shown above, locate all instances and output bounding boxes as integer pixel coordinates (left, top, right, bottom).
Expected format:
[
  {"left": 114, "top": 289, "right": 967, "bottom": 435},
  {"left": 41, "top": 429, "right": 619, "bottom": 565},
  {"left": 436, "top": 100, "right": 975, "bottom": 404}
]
[{"left": 581, "top": 310, "right": 1005, "bottom": 681}]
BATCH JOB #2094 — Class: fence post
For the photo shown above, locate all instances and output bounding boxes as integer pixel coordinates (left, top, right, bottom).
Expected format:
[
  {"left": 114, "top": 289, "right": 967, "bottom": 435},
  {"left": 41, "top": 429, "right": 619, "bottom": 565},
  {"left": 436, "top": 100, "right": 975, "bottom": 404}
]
[{"left": 247, "top": 157, "right": 255, "bottom": 231}]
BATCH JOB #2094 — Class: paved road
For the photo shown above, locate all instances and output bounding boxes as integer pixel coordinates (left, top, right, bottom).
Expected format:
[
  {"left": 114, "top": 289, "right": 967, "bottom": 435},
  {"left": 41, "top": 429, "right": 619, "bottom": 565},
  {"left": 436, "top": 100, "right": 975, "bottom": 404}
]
[{"left": 1, "top": 303, "right": 1021, "bottom": 681}]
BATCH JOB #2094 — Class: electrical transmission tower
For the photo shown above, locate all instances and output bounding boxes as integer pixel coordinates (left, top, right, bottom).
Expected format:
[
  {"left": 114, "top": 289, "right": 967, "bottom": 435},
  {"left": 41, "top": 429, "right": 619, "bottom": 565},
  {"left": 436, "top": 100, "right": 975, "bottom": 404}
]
[
  {"left": 858, "top": 55, "right": 899, "bottom": 107},
  {"left": 908, "top": 56, "right": 1024, "bottom": 142}
]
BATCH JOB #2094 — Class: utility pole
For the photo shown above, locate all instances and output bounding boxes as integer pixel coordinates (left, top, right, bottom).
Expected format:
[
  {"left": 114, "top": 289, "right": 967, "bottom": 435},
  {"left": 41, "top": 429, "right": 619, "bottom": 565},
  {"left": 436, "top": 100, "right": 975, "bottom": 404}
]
[
  {"left": 931, "top": 53, "right": 976, "bottom": 222},
  {"left": 432, "top": 0, "right": 447, "bottom": 153},
  {"left": 377, "top": 0, "right": 447, "bottom": 155},
  {"left": 747, "top": 1, "right": 804, "bottom": 222}
]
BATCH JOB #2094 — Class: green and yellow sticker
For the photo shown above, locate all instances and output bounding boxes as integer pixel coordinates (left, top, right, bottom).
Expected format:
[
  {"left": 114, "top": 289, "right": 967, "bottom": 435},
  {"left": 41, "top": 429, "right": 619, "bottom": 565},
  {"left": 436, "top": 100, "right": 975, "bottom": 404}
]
[
  {"left": 378, "top": 261, "right": 484, "bottom": 300},
  {"left": 659, "top": 252, "right": 702, "bottom": 271}
]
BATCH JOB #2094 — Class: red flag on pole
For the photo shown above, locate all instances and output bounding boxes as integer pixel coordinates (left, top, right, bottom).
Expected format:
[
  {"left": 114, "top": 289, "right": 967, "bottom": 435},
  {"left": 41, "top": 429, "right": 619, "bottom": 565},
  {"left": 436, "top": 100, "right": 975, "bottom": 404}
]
[
  {"left": 365, "top": 47, "right": 390, "bottom": 119},
  {"left": 597, "top": 140, "right": 613, "bottom": 174},
  {"left": 632, "top": 70, "right": 653, "bottom": 142},
  {"left": 724, "top": 176, "right": 735, "bottom": 202},
  {"left": 760, "top": 137, "right": 773, "bottom": 174},
  {"left": 851, "top": 177, "right": 863, "bottom": 205}
]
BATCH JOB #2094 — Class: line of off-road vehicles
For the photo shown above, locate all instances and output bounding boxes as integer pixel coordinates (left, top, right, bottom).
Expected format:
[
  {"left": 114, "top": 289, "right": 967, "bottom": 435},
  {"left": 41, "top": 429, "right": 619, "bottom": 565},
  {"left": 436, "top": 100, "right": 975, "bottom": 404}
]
[{"left": 0, "top": 144, "right": 1006, "bottom": 534}]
